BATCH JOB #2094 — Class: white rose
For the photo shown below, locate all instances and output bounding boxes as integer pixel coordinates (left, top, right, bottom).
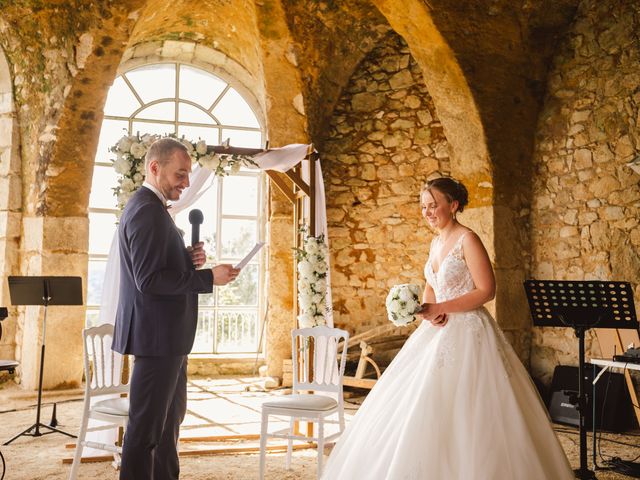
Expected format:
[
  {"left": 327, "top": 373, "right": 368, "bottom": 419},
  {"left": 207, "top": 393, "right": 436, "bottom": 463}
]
[
  {"left": 141, "top": 134, "right": 155, "bottom": 147},
  {"left": 121, "top": 178, "right": 135, "bottom": 192},
  {"left": 298, "top": 278, "right": 313, "bottom": 295},
  {"left": 196, "top": 140, "right": 208, "bottom": 155},
  {"left": 398, "top": 286, "right": 414, "bottom": 302},
  {"left": 305, "top": 239, "right": 319, "bottom": 255},
  {"left": 230, "top": 162, "right": 241, "bottom": 174},
  {"left": 389, "top": 299, "right": 402, "bottom": 314},
  {"left": 315, "top": 259, "right": 328, "bottom": 274},
  {"left": 114, "top": 157, "right": 131, "bottom": 175},
  {"left": 298, "top": 312, "right": 314, "bottom": 328},
  {"left": 313, "top": 313, "right": 326, "bottom": 326},
  {"left": 219, "top": 158, "right": 229, "bottom": 169},
  {"left": 405, "top": 299, "right": 418, "bottom": 314},
  {"left": 130, "top": 142, "right": 146, "bottom": 159},
  {"left": 298, "top": 293, "right": 313, "bottom": 311},
  {"left": 133, "top": 172, "right": 144, "bottom": 183},
  {"left": 117, "top": 136, "right": 133, "bottom": 152},
  {"left": 311, "top": 293, "right": 323, "bottom": 305},
  {"left": 314, "top": 278, "right": 327, "bottom": 294},
  {"left": 298, "top": 260, "right": 314, "bottom": 278}
]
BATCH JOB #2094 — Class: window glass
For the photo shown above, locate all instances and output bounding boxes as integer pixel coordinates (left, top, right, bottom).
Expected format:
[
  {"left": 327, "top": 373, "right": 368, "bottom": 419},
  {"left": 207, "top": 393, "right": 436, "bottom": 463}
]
[{"left": 93, "top": 61, "right": 264, "bottom": 354}]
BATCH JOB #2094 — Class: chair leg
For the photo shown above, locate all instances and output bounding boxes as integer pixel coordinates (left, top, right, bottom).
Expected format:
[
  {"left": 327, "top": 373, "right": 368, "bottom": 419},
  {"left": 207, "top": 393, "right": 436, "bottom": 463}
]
[
  {"left": 317, "top": 418, "right": 325, "bottom": 479},
  {"left": 259, "top": 410, "right": 268, "bottom": 480},
  {"left": 339, "top": 407, "right": 345, "bottom": 433},
  {"left": 285, "top": 417, "right": 295, "bottom": 470},
  {"left": 68, "top": 405, "right": 90, "bottom": 480}
]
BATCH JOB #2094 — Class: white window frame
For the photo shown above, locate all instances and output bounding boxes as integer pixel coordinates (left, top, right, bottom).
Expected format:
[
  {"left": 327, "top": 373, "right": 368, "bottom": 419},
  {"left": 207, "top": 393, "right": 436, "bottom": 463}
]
[{"left": 87, "top": 61, "right": 266, "bottom": 355}]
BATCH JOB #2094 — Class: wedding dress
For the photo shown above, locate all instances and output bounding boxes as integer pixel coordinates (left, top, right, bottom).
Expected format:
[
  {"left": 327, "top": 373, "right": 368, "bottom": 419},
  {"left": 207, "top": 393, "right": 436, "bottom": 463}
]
[{"left": 321, "top": 233, "right": 574, "bottom": 480}]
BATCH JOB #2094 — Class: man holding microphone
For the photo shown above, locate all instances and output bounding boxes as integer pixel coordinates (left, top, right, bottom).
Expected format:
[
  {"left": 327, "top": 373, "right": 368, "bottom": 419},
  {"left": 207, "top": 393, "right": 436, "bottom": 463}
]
[{"left": 113, "top": 138, "right": 239, "bottom": 479}]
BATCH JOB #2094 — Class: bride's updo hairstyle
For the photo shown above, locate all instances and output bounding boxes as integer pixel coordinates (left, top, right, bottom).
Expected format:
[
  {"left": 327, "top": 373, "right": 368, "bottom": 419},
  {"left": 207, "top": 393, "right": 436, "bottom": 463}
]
[{"left": 422, "top": 177, "right": 469, "bottom": 213}]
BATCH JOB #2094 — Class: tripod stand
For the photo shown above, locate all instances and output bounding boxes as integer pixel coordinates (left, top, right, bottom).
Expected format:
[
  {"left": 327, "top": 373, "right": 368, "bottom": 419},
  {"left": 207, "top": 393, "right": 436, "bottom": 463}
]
[
  {"left": 524, "top": 280, "right": 638, "bottom": 480},
  {"left": 3, "top": 276, "right": 82, "bottom": 445}
]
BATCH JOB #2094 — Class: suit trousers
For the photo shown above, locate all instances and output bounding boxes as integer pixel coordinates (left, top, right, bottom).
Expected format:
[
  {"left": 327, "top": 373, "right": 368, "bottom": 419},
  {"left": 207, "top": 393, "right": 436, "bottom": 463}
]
[{"left": 120, "top": 355, "right": 188, "bottom": 480}]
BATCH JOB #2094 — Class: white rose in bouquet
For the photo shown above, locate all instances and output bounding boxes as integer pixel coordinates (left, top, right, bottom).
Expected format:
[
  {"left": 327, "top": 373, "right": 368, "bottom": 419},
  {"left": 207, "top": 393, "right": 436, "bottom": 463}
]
[
  {"left": 130, "top": 142, "right": 146, "bottom": 159},
  {"left": 114, "top": 157, "right": 131, "bottom": 175},
  {"left": 386, "top": 284, "right": 422, "bottom": 326},
  {"left": 196, "top": 140, "right": 208, "bottom": 155},
  {"left": 116, "top": 135, "right": 133, "bottom": 153},
  {"left": 305, "top": 239, "right": 319, "bottom": 255},
  {"left": 298, "top": 311, "right": 315, "bottom": 328},
  {"left": 297, "top": 260, "right": 314, "bottom": 279},
  {"left": 299, "top": 294, "right": 313, "bottom": 311},
  {"left": 230, "top": 162, "right": 241, "bottom": 174}
]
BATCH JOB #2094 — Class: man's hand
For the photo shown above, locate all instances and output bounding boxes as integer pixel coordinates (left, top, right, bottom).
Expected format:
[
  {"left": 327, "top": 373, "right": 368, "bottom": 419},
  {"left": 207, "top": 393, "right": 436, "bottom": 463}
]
[
  {"left": 187, "top": 242, "right": 207, "bottom": 269},
  {"left": 212, "top": 264, "right": 240, "bottom": 285}
]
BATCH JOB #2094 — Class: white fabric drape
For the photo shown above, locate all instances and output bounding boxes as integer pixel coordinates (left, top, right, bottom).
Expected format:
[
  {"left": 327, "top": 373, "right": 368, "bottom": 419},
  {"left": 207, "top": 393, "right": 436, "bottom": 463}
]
[{"left": 85, "top": 144, "right": 330, "bottom": 456}]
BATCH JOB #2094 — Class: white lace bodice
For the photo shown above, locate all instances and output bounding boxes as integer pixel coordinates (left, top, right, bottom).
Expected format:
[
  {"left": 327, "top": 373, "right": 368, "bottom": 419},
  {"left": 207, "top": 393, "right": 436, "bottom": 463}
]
[{"left": 425, "top": 232, "right": 476, "bottom": 302}]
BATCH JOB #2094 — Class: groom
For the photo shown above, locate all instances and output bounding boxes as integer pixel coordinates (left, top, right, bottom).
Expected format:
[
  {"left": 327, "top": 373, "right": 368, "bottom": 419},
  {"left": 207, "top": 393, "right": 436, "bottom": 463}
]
[{"left": 113, "top": 138, "right": 239, "bottom": 480}]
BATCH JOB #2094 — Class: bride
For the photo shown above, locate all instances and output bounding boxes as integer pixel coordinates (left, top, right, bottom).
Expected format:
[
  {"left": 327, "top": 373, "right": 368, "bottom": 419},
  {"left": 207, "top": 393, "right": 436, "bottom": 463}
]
[{"left": 321, "top": 177, "right": 574, "bottom": 479}]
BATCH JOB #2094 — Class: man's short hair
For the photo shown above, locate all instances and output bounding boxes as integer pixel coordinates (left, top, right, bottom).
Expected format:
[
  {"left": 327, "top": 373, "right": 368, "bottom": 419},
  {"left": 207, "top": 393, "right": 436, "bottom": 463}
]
[{"left": 145, "top": 138, "right": 188, "bottom": 168}]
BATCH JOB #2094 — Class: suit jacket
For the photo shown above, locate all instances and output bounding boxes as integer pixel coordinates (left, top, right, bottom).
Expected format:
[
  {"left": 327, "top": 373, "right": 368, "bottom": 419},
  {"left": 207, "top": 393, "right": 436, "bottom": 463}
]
[{"left": 113, "top": 186, "right": 213, "bottom": 356}]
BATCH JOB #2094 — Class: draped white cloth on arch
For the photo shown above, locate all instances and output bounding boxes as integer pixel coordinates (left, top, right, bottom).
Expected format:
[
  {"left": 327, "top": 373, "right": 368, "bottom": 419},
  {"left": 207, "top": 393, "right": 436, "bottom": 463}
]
[{"left": 84, "top": 143, "right": 333, "bottom": 457}]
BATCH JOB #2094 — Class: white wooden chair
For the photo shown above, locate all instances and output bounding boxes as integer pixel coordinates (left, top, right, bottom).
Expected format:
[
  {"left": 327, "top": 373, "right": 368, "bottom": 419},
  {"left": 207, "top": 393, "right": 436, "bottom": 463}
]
[
  {"left": 259, "top": 326, "right": 349, "bottom": 479},
  {"left": 69, "top": 324, "right": 130, "bottom": 480}
]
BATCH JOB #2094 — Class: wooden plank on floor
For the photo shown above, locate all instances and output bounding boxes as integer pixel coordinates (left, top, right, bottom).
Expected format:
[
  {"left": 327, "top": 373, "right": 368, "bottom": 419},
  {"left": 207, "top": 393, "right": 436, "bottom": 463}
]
[
  {"left": 65, "top": 433, "right": 262, "bottom": 449},
  {"left": 62, "top": 443, "right": 315, "bottom": 464},
  {"left": 343, "top": 376, "right": 377, "bottom": 389}
]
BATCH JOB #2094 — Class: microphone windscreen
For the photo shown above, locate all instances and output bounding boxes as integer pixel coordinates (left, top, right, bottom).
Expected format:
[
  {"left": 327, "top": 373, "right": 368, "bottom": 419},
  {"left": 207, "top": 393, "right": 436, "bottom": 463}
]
[{"left": 189, "top": 209, "right": 204, "bottom": 225}]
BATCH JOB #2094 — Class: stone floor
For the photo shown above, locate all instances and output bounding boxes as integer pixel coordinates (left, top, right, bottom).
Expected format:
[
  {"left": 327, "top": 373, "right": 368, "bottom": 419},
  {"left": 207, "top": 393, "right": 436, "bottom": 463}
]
[{"left": 0, "top": 376, "right": 638, "bottom": 479}]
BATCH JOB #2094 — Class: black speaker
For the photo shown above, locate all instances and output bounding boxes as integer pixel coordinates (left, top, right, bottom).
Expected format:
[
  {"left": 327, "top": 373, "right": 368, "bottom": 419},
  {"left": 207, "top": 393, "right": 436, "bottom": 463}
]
[{"left": 547, "top": 365, "right": 634, "bottom": 432}]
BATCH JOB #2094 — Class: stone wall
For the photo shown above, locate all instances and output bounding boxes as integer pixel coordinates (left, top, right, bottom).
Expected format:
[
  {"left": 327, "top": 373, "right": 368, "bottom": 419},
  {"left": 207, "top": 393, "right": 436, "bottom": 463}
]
[
  {"left": 529, "top": 0, "right": 640, "bottom": 385},
  {"left": 322, "top": 33, "right": 451, "bottom": 335},
  {"left": 0, "top": 47, "right": 20, "bottom": 371}
]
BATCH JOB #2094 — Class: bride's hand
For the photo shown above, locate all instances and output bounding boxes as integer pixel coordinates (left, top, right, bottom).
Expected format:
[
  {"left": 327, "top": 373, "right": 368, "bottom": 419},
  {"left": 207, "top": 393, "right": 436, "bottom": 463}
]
[{"left": 430, "top": 313, "right": 448, "bottom": 327}]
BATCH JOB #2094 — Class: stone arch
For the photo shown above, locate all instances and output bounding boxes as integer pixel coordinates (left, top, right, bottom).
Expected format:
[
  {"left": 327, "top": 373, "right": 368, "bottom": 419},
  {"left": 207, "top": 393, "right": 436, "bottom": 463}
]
[
  {"left": 0, "top": 45, "right": 21, "bottom": 367},
  {"left": 370, "top": 0, "right": 492, "bottom": 201}
]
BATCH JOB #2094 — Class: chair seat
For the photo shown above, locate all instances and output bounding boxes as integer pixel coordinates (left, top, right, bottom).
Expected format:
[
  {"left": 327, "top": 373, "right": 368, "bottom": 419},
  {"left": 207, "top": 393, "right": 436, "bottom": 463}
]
[
  {"left": 263, "top": 394, "right": 337, "bottom": 411},
  {"left": 0, "top": 359, "right": 19, "bottom": 371},
  {"left": 93, "top": 397, "right": 129, "bottom": 416}
]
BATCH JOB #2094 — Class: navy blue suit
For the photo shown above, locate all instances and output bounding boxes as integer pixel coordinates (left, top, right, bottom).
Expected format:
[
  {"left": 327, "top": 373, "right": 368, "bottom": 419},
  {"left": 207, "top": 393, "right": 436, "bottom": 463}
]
[{"left": 113, "top": 186, "right": 213, "bottom": 480}]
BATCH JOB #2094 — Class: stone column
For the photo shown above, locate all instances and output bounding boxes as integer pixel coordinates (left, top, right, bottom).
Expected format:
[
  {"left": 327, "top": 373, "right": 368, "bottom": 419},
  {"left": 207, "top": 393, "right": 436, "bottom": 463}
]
[
  {"left": 0, "top": 48, "right": 21, "bottom": 367},
  {"left": 18, "top": 217, "right": 87, "bottom": 390}
]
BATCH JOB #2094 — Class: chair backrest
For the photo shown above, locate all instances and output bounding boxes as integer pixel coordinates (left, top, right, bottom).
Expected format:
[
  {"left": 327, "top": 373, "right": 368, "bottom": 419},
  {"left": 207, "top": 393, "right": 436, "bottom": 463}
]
[
  {"left": 83, "top": 324, "right": 129, "bottom": 396},
  {"left": 291, "top": 326, "right": 349, "bottom": 395}
]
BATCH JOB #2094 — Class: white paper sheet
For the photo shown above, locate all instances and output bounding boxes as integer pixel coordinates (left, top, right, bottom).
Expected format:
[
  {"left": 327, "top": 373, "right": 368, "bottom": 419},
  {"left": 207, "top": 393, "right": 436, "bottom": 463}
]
[{"left": 234, "top": 242, "right": 266, "bottom": 270}]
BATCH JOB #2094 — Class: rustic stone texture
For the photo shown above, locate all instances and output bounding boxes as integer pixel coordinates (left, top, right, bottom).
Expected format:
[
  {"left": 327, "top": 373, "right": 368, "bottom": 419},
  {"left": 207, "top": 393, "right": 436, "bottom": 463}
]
[
  {"left": 530, "top": 0, "right": 640, "bottom": 386},
  {"left": 0, "top": 0, "right": 626, "bottom": 391},
  {"left": 322, "top": 33, "right": 451, "bottom": 336}
]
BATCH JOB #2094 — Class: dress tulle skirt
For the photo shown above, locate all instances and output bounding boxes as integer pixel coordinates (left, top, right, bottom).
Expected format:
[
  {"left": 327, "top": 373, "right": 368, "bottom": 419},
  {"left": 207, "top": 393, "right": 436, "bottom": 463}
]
[{"left": 321, "top": 309, "right": 574, "bottom": 480}]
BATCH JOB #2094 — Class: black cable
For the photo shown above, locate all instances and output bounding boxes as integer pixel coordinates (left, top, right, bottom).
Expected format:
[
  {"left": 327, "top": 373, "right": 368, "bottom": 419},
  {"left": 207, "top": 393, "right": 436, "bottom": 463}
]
[{"left": 0, "top": 448, "right": 5, "bottom": 480}]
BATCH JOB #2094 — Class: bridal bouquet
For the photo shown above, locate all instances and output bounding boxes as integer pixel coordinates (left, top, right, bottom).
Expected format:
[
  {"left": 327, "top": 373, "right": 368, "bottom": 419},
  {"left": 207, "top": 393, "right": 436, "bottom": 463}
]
[
  {"left": 295, "top": 228, "right": 329, "bottom": 328},
  {"left": 385, "top": 284, "right": 422, "bottom": 326}
]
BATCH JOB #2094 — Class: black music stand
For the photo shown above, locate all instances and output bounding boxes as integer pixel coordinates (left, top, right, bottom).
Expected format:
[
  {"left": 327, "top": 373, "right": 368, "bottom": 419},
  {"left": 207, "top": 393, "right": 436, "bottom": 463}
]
[
  {"left": 3, "top": 276, "right": 83, "bottom": 445},
  {"left": 524, "top": 280, "right": 638, "bottom": 480}
]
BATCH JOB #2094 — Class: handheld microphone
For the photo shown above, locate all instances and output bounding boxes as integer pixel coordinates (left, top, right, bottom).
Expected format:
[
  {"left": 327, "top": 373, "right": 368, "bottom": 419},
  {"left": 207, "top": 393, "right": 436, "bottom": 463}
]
[{"left": 188, "top": 209, "right": 204, "bottom": 246}]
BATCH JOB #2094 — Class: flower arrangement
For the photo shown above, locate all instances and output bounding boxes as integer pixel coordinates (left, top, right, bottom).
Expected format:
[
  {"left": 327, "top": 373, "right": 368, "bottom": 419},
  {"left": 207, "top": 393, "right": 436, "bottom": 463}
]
[
  {"left": 110, "top": 132, "right": 257, "bottom": 215},
  {"left": 295, "top": 228, "right": 329, "bottom": 328},
  {"left": 385, "top": 284, "right": 422, "bottom": 326}
]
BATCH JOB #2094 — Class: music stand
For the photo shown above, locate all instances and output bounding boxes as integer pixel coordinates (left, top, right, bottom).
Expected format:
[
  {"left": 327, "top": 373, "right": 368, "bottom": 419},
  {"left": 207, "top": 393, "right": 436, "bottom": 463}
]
[
  {"left": 3, "top": 276, "right": 83, "bottom": 445},
  {"left": 524, "top": 280, "right": 638, "bottom": 480}
]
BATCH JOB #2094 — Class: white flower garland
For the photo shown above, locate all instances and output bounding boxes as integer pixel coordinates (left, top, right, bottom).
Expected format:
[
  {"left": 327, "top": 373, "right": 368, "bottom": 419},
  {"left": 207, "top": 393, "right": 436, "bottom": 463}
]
[
  {"left": 385, "top": 284, "right": 421, "bottom": 326},
  {"left": 295, "top": 228, "right": 329, "bottom": 328},
  {"left": 110, "top": 132, "right": 257, "bottom": 215}
]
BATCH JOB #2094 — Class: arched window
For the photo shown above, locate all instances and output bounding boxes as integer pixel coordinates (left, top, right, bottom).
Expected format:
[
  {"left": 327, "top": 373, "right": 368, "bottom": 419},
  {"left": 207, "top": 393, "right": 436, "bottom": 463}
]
[{"left": 88, "top": 62, "right": 265, "bottom": 354}]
